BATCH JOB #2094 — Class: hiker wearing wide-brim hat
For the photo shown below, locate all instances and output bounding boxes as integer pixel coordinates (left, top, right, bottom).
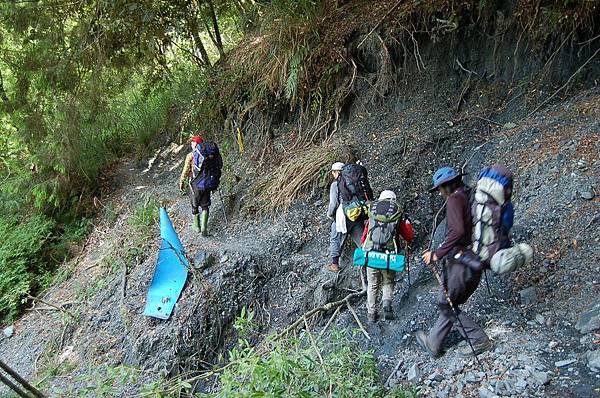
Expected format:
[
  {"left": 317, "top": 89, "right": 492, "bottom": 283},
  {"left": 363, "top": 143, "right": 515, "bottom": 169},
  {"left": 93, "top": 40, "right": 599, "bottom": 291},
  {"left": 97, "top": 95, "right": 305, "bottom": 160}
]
[{"left": 416, "top": 166, "right": 492, "bottom": 358}]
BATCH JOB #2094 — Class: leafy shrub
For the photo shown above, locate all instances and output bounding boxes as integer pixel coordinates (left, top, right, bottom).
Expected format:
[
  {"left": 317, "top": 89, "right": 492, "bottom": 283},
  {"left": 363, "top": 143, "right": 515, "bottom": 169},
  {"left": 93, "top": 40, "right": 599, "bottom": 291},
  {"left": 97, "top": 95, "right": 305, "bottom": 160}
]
[
  {"left": 197, "top": 328, "right": 417, "bottom": 398},
  {"left": 0, "top": 213, "right": 55, "bottom": 322},
  {"left": 129, "top": 198, "right": 159, "bottom": 231},
  {"left": 146, "top": 310, "right": 418, "bottom": 397},
  {"left": 75, "top": 365, "right": 141, "bottom": 398}
]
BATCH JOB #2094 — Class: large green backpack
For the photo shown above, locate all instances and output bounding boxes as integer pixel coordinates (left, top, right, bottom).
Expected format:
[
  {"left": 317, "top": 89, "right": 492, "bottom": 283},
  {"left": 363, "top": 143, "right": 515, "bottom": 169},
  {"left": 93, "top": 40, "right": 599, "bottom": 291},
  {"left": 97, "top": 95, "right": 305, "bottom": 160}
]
[{"left": 363, "top": 199, "right": 403, "bottom": 252}]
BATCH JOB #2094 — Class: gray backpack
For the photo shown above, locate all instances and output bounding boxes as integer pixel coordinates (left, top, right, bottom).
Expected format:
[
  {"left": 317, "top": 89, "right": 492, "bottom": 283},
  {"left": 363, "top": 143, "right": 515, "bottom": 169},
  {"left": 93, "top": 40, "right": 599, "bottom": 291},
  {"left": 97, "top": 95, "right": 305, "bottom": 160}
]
[{"left": 363, "top": 199, "right": 402, "bottom": 253}]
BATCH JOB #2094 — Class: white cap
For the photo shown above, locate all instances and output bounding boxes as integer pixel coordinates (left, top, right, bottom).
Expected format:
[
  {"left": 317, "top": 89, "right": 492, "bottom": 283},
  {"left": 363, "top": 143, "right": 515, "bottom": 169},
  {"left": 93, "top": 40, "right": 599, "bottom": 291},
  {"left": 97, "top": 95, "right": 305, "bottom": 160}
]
[
  {"left": 331, "top": 162, "right": 344, "bottom": 171},
  {"left": 378, "top": 190, "right": 396, "bottom": 200}
]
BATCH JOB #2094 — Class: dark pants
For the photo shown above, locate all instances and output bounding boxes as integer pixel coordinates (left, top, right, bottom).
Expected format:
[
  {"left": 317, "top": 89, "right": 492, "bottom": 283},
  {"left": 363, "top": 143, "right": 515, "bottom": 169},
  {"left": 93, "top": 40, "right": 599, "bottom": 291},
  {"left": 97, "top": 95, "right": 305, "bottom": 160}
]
[
  {"left": 191, "top": 188, "right": 211, "bottom": 215},
  {"left": 427, "top": 260, "right": 489, "bottom": 352}
]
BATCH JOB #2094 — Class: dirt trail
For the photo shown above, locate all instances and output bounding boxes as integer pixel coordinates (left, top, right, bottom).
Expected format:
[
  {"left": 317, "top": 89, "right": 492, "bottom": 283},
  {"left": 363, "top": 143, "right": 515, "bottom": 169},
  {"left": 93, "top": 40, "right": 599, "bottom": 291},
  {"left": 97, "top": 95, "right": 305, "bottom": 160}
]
[{"left": 1, "top": 82, "right": 599, "bottom": 397}]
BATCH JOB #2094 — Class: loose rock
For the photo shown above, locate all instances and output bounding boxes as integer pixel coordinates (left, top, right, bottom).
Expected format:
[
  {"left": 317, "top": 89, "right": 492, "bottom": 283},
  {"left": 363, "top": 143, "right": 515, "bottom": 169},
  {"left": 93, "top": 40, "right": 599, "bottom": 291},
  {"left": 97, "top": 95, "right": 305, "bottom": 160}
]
[
  {"left": 555, "top": 359, "right": 576, "bottom": 367},
  {"left": 478, "top": 387, "right": 497, "bottom": 398},
  {"left": 2, "top": 326, "right": 14, "bottom": 338},
  {"left": 575, "top": 301, "right": 600, "bottom": 334},
  {"left": 519, "top": 287, "right": 538, "bottom": 305},
  {"left": 581, "top": 191, "right": 594, "bottom": 200},
  {"left": 587, "top": 350, "right": 600, "bottom": 372},
  {"left": 527, "top": 369, "right": 551, "bottom": 386},
  {"left": 407, "top": 363, "right": 420, "bottom": 382}
]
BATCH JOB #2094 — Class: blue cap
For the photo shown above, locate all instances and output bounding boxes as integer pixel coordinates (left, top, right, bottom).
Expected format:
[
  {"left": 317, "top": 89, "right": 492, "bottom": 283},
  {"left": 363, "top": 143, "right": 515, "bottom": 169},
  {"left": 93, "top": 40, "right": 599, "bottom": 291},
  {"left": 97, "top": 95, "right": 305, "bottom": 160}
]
[{"left": 429, "top": 166, "right": 461, "bottom": 192}]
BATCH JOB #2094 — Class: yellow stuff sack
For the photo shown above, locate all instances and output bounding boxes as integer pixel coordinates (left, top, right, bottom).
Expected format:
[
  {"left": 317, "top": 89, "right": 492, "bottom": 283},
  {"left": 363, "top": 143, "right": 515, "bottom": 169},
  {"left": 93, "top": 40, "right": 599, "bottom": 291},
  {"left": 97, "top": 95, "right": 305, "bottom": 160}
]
[{"left": 343, "top": 201, "right": 369, "bottom": 222}]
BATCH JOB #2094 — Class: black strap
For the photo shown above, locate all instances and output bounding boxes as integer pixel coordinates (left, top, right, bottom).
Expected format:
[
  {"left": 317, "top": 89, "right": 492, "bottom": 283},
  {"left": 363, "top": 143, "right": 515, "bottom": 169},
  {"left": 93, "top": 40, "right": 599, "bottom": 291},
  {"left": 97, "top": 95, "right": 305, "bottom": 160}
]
[{"left": 386, "top": 253, "right": 390, "bottom": 271}]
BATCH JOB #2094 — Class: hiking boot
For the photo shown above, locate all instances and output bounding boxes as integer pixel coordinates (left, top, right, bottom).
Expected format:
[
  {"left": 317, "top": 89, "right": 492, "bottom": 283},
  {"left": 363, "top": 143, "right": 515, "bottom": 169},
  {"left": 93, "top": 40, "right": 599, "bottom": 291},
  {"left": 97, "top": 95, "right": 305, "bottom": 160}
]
[
  {"left": 415, "top": 330, "right": 442, "bottom": 358},
  {"left": 457, "top": 339, "right": 493, "bottom": 357},
  {"left": 327, "top": 263, "right": 340, "bottom": 272},
  {"left": 192, "top": 214, "right": 200, "bottom": 233},
  {"left": 367, "top": 312, "right": 378, "bottom": 323},
  {"left": 200, "top": 210, "right": 209, "bottom": 237},
  {"left": 383, "top": 300, "right": 394, "bottom": 320}
]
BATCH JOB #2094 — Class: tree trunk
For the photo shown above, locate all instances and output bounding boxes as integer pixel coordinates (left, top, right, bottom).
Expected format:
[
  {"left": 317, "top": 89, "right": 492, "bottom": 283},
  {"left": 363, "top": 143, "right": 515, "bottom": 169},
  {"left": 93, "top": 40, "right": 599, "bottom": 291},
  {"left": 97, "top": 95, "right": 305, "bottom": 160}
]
[
  {"left": 207, "top": 0, "right": 225, "bottom": 58},
  {"left": 185, "top": 13, "right": 212, "bottom": 67},
  {"left": 0, "top": 68, "right": 10, "bottom": 108}
]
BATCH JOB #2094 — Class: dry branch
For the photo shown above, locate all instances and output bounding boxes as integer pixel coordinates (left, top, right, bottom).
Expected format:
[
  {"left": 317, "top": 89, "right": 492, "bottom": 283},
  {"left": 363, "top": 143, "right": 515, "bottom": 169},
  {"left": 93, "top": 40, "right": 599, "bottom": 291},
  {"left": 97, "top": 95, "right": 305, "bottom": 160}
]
[
  {"left": 385, "top": 358, "right": 404, "bottom": 388},
  {"left": 527, "top": 47, "right": 600, "bottom": 118},
  {"left": 345, "top": 299, "right": 370, "bottom": 340},
  {"left": 318, "top": 306, "right": 341, "bottom": 339},
  {"left": 358, "top": 0, "right": 403, "bottom": 48},
  {"left": 27, "top": 295, "right": 76, "bottom": 319},
  {"left": 274, "top": 289, "right": 366, "bottom": 341}
]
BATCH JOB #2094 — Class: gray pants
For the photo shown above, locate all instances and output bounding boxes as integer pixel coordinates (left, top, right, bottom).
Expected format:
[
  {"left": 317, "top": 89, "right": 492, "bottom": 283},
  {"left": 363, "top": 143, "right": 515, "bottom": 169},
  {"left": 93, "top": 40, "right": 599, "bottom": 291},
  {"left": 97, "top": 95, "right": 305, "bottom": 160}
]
[
  {"left": 427, "top": 260, "right": 489, "bottom": 352},
  {"left": 366, "top": 267, "right": 395, "bottom": 314},
  {"left": 329, "top": 220, "right": 364, "bottom": 262}
]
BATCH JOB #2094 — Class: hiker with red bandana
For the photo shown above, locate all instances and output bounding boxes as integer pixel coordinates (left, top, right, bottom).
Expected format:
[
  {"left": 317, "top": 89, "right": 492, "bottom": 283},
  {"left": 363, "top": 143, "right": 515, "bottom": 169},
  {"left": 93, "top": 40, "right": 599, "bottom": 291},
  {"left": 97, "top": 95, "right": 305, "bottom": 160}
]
[{"left": 179, "top": 135, "right": 222, "bottom": 236}]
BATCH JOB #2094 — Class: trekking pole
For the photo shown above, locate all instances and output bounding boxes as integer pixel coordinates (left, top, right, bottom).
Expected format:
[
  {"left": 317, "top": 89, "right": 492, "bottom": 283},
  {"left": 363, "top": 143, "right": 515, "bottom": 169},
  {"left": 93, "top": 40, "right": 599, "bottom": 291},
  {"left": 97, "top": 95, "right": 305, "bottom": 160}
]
[
  {"left": 425, "top": 200, "right": 486, "bottom": 376},
  {"left": 0, "top": 360, "right": 46, "bottom": 398},
  {"left": 217, "top": 189, "right": 228, "bottom": 226},
  {"left": 405, "top": 241, "right": 410, "bottom": 290},
  {"left": 483, "top": 269, "right": 492, "bottom": 296},
  {"left": 0, "top": 372, "right": 30, "bottom": 398}
]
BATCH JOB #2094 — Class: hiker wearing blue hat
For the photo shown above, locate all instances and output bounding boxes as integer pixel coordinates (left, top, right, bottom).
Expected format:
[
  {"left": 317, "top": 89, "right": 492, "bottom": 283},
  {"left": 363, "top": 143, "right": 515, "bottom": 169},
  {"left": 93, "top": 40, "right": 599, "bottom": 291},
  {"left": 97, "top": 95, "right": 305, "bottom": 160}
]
[{"left": 415, "top": 166, "right": 492, "bottom": 358}]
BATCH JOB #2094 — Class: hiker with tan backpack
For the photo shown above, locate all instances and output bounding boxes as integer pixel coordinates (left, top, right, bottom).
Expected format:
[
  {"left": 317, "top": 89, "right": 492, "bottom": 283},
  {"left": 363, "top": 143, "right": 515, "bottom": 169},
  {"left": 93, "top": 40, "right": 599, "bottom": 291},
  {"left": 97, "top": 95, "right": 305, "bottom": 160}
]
[
  {"left": 416, "top": 164, "right": 533, "bottom": 358},
  {"left": 416, "top": 166, "right": 492, "bottom": 358}
]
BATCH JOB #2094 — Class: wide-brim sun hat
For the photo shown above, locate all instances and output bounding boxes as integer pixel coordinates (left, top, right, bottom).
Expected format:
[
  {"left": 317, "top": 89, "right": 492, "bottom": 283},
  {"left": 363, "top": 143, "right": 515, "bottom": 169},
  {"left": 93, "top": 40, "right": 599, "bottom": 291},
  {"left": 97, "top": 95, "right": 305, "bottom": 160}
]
[
  {"left": 429, "top": 166, "right": 462, "bottom": 192},
  {"left": 331, "top": 162, "right": 345, "bottom": 171}
]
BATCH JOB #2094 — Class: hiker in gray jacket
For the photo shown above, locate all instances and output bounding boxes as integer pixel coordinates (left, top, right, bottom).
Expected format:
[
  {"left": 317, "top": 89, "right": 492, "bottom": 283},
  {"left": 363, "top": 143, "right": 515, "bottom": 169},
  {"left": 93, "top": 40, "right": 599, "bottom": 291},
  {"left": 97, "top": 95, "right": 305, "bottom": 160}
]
[
  {"left": 326, "top": 162, "right": 364, "bottom": 272},
  {"left": 327, "top": 162, "right": 345, "bottom": 272}
]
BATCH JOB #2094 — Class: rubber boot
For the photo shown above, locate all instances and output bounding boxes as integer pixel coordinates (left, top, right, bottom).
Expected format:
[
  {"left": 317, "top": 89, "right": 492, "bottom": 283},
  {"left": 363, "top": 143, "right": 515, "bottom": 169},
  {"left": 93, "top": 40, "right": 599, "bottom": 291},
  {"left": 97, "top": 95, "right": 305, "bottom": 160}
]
[
  {"left": 383, "top": 300, "right": 394, "bottom": 320},
  {"left": 192, "top": 214, "right": 200, "bottom": 233},
  {"left": 200, "top": 210, "right": 209, "bottom": 237}
]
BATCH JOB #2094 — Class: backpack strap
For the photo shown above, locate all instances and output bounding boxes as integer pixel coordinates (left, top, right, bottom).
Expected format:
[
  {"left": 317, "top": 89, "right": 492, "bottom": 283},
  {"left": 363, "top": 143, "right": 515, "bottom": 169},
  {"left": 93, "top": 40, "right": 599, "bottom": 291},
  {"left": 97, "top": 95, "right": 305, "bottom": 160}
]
[
  {"left": 192, "top": 145, "right": 205, "bottom": 176},
  {"left": 474, "top": 193, "right": 495, "bottom": 257}
]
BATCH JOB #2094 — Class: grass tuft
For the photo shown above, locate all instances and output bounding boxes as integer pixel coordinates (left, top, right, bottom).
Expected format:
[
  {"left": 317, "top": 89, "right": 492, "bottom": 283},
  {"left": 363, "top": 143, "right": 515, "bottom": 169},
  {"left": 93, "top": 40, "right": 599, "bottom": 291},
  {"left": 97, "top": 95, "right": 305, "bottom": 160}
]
[{"left": 248, "top": 141, "right": 354, "bottom": 215}]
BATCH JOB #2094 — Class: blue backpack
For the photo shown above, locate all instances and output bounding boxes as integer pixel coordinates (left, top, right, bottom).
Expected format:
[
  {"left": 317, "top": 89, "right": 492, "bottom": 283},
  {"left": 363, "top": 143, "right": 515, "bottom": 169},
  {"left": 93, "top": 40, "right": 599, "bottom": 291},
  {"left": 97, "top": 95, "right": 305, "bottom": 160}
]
[{"left": 192, "top": 142, "right": 222, "bottom": 191}]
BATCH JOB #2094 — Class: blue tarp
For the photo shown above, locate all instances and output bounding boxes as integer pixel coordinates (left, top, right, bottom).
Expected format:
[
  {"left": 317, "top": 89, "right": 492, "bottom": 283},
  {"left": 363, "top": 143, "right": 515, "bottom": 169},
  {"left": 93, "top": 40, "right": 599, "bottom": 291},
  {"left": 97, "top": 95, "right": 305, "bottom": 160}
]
[
  {"left": 143, "top": 208, "right": 189, "bottom": 320},
  {"left": 353, "top": 248, "right": 405, "bottom": 272}
]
